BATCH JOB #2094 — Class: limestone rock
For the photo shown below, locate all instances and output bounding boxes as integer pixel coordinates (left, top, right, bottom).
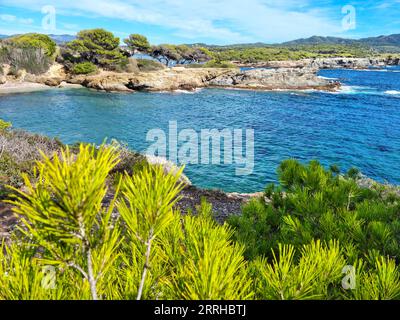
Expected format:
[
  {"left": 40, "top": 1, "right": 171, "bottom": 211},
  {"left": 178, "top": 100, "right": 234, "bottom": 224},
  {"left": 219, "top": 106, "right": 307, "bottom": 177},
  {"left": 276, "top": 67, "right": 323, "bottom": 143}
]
[{"left": 208, "top": 67, "right": 339, "bottom": 91}]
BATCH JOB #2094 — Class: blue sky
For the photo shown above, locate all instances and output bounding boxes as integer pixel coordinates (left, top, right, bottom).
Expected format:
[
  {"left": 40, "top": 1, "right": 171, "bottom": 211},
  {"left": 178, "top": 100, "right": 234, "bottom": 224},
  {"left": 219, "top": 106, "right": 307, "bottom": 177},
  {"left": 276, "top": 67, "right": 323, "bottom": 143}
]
[{"left": 0, "top": 0, "right": 399, "bottom": 44}]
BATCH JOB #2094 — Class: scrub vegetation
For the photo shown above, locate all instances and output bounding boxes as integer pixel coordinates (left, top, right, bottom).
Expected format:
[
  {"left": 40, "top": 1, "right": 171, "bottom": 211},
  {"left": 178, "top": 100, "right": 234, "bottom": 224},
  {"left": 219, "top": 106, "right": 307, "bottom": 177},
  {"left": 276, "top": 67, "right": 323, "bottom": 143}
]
[{"left": 1, "top": 123, "right": 400, "bottom": 300}]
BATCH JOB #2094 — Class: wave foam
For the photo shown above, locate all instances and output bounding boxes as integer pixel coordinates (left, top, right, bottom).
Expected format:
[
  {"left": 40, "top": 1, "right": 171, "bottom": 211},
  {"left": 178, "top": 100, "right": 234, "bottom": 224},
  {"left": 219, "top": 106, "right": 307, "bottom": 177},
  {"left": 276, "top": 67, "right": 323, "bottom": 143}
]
[{"left": 385, "top": 90, "right": 400, "bottom": 95}]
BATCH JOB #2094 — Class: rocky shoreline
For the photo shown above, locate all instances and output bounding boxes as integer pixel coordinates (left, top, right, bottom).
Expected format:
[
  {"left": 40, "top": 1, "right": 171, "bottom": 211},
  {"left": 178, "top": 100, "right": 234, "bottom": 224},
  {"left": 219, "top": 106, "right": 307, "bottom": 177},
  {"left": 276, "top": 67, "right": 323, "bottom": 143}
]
[
  {"left": 235, "top": 57, "right": 399, "bottom": 70},
  {"left": 0, "top": 63, "right": 339, "bottom": 94}
]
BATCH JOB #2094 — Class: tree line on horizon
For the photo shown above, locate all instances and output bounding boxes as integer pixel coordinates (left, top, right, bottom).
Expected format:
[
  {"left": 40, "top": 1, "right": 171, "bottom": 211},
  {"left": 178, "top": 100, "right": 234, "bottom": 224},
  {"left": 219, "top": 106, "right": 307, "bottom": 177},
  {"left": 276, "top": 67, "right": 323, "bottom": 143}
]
[{"left": 1, "top": 28, "right": 400, "bottom": 76}]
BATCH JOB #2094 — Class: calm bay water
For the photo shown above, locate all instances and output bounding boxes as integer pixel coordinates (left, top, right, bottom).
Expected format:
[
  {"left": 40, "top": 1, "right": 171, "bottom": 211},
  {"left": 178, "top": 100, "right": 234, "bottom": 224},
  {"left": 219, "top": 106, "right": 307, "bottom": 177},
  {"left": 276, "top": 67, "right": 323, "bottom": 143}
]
[{"left": 0, "top": 68, "right": 399, "bottom": 192}]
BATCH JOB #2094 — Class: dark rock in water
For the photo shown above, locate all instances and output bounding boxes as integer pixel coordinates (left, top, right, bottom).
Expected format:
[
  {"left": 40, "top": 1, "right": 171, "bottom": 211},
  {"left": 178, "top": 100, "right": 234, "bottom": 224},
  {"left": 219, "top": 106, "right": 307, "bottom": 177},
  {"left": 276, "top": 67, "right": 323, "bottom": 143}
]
[{"left": 377, "top": 145, "right": 390, "bottom": 152}]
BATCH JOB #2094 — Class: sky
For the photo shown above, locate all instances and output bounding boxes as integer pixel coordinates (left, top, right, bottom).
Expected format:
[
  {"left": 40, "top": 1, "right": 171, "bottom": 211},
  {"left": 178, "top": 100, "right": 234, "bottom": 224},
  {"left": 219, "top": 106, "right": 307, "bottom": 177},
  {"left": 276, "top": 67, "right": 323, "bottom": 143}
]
[{"left": 0, "top": 0, "right": 399, "bottom": 45}]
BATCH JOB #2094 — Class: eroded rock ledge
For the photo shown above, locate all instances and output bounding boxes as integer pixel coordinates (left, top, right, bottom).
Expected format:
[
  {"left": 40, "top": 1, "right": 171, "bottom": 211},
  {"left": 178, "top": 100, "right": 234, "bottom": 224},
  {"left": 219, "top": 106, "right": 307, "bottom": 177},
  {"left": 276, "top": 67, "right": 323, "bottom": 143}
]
[{"left": 9, "top": 64, "right": 339, "bottom": 93}]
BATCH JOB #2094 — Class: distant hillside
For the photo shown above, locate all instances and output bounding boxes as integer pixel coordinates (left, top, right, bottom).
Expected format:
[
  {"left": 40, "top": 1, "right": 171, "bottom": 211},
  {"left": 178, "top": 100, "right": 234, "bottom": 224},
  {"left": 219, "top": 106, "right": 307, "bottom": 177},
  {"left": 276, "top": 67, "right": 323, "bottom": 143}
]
[
  {"left": 360, "top": 34, "right": 400, "bottom": 46},
  {"left": 47, "top": 34, "right": 76, "bottom": 44},
  {"left": 198, "top": 34, "right": 400, "bottom": 53},
  {"left": 0, "top": 34, "right": 75, "bottom": 44},
  {"left": 282, "top": 36, "right": 356, "bottom": 46},
  {"left": 281, "top": 34, "right": 400, "bottom": 53}
]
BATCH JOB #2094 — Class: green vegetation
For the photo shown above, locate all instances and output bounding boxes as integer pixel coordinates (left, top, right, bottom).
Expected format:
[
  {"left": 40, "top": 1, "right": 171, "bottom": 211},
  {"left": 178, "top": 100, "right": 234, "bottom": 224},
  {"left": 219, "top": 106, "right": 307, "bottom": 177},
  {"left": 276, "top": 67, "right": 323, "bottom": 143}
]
[
  {"left": 1, "top": 136, "right": 400, "bottom": 300},
  {"left": 124, "top": 34, "right": 151, "bottom": 53},
  {"left": 228, "top": 159, "right": 400, "bottom": 299},
  {"left": 0, "top": 34, "right": 56, "bottom": 74},
  {"left": 0, "top": 126, "right": 62, "bottom": 198},
  {"left": 71, "top": 61, "right": 98, "bottom": 75},
  {"left": 230, "top": 160, "right": 400, "bottom": 261},
  {"left": 1, "top": 143, "right": 252, "bottom": 300},
  {"left": 203, "top": 59, "right": 237, "bottom": 68},
  {"left": 149, "top": 44, "right": 211, "bottom": 65},
  {"left": 209, "top": 44, "right": 375, "bottom": 63},
  {"left": 0, "top": 118, "right": 11, "bottom": 131},
  {"left": 0, "top": 129, "right": 143, "bottom": 199},
  {"left": 6, "top": 33, "right": 57, "bottom": 57},
  {"left": 136, "top": 59, "right": 166, "bottom": 72},
  {"left": 61, "top": 28, "right": 128, "bottom": 71}
]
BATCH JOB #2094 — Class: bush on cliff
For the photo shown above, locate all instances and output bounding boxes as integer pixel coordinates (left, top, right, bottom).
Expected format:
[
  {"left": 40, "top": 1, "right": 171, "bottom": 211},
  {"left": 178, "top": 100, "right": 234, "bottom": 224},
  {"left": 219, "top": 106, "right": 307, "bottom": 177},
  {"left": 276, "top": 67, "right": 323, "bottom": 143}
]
[
  {"left": 136, "top": 59, "right": 166, "bottom": 72},
  {"left": 6, "top": 33, "right": 56, "bottom": 57},
  {"left": 71, "top": 61, "right": 98, "bottom": 75},
  {"left": 203, "top": 59, "right": 237, "bottom": 68},
  {"left": 0, "top": 127, "right": 62, "bottom": 198},
  {"left": 0, "top": 44, "right": 53, "bottom": 75}
]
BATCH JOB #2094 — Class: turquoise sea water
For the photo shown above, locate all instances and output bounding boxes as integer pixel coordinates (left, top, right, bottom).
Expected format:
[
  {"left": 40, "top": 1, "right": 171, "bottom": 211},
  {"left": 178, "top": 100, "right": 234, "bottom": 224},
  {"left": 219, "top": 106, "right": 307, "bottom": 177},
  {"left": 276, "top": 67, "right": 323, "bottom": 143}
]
[{"left": 0, "top": 68, "right": 399, "bottom": 192}]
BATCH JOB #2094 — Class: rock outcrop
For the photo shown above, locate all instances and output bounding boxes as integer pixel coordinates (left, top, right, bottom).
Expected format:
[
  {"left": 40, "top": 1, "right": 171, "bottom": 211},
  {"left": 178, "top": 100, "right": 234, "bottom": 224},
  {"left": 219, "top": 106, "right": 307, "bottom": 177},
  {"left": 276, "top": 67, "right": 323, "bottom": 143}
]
[
  {"left": 67, "top": 67, "right": 233, "bottom": 92},
  {"left": 63, "top": 66, "right": 338, "bottom": 92},
  {"left": 236, "top": 58, "right": 389, "bottom": 69},
  {"left": 208, "top": 67, "right": 339, "bottom": 91},
  {"left": 2, "top": 62, "right": 340, "bottom": 93}
]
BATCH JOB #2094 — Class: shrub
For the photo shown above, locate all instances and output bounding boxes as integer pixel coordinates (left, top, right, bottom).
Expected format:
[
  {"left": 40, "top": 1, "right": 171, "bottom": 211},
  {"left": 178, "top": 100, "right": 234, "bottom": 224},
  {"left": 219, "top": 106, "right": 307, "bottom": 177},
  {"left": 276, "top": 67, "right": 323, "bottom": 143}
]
[
  {"left": 71, "top": 62, "right": 98, "bottom": 75},
  {"left": 2, "top": 142, "right": 400, "bottom": 300},
  {"left": 0, "top": 118, "right": 11, "bottom": 131},
  {"left": 252, "top": 240, "right": 345, "bottom": 300},
  {"left": 136, "top": 59, "right": 166, "bottom": 72},
  {"left": 8, "top": 144, "right": 122, "bottom": 300},
  {"left": 203, "top": 59, "right": 237, "bottom": 68},
  {"left": 3, "top": 143, "right": 253, "bottom": 300},
  {"left": 0, "top": 44, "right": 53, "bottom": 75},
  {"left": 7, "top": 33, "right": 56, "bottom": 57},
  {"left": 160, "top": 201, "right": 253, "bottom": 300},
  {"left": 0, "top": 128, "right": 64, "bottom": 198},
  {"left": 229, "top": 159, "right": 400, "bottom": 262}
]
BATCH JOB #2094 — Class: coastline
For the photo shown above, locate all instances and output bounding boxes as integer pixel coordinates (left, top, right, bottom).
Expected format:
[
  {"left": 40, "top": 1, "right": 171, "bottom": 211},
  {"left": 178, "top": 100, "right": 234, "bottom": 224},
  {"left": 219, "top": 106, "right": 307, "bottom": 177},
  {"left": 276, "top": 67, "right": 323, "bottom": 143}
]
[
  {"left": 0, "top": 64, "right": 340, "bottom": 95},
  {"left": 0, "top": 81, "right": 52, "bottom": 95},
  {"left": 3, "top": 57, "right": 398, "bottom": 95}
]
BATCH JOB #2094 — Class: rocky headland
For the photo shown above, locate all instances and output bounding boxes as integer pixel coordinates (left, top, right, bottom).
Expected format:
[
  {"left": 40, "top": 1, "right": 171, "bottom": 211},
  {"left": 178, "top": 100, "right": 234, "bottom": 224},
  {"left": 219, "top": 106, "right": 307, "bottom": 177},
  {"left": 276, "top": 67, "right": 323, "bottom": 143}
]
[{"left": 0, "top": 62, "right": 339, "bottom": 94}]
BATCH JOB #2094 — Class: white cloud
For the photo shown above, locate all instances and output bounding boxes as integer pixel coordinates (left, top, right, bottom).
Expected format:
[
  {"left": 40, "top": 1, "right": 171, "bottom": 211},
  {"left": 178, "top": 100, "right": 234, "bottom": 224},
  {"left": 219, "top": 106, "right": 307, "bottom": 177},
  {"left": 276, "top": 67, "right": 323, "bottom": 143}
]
[
  {"left": 0, "top": 14, "right": 33, "bottom": 25},
  {"left": 0, "top": 0, "right": 344, "bottom": 43},
  {"left": 0, "top": 14, "right": 16, "bottom": 22}
]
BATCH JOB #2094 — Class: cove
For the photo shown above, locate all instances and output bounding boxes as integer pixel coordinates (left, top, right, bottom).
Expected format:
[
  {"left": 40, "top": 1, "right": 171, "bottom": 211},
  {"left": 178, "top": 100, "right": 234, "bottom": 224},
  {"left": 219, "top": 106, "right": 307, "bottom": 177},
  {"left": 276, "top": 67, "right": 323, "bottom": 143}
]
[{"left": 0, "top": 68, "right": 399, "bottom": 193}]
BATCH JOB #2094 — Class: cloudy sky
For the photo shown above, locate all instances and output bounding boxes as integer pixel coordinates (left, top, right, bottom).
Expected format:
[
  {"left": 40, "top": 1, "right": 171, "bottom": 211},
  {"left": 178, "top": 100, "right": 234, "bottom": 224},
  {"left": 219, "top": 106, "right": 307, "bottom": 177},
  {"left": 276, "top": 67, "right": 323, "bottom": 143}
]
[{"left": 0, "top": 0, "right": 399, "bottom": 44}]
